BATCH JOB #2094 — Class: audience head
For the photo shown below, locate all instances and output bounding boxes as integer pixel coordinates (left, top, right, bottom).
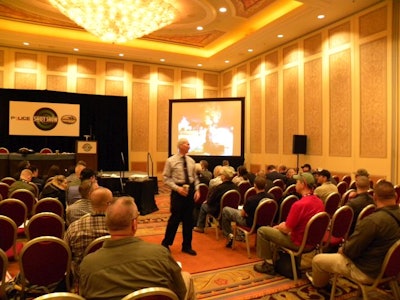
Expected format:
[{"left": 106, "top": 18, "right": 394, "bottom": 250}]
[
  {"left": 237, "top": 166, "right": 248, "bottom": 177},
  {"left": 177, "top": 138, "right": 190, "bottom": 155},
  {"left": 355, "top": 168, "right": 369, "bottom": 178},
  {"left": 316, "top": 169, "right": 331, "bottom": 184},
  {"left": 51, "top": 175, "right": 68, "bottom": 190},
  {"left": 266, "top": 164, "right": 276, "bottom": 172},
  {"left": 254, "top": 176, "right": 267, "bottom": 191},
  {"left": 80, "top": 168, "right": 96, "bottom": 181},
  {"left": 90, "top": 187, "right": 113, "bottom": 212},
  {"left": 47, "top": 164, "right": 62, "bottom": 178},
  {"left": 29, "top": 165, "right": 39, "bottom": 177},
  {"left": 373, "top": 180, "right": 396, "bottom": 206},
  {"left": 79, "top": 179, "right": 97, "bottom": 199},
  {"left": 278, "top": 165, "right": 287, "bottom": 174},
  {"left": 293, "top": 172, "right": 315, "bottom": 193},
  {"left": 195, "top": 163, "right": 202, "bottom": 174},
  {"left": 200, "top": 160, "right": 209, "bottom": 170},
  {"left": 301, "top": 163, "right": 311, "bottom": 173},
  {"left": 355, "top": 175, "right": 370, "bottom": 192},
  {"left": 213, "top": 165, "right": 222, "bottom": 178},
  {"left": 74, "top": 160, "right": 87, "bottom": 177},
  {"left": 20, "top": 169, "right": 33, "bottom": 182},
  {"left": 222, "top": 160, "right": 230, "bottom": 167},
  {"left": 106, "top": 196, "right": 139, "bottom": 236},
  {"left": 220, "top": 166, "right": 235, "bottom": 181},
  {"left": 286, "top": 168, "right": 296, "bottom": 178},
  {"left": 17, "top": 160, "right": 30, "bottom": 172}
]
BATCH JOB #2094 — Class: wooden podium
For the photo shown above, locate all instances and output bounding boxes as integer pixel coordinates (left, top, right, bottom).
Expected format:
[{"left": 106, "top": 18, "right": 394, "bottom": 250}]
[{"left": 76, "top": 141, "right": 98, "bottom": 171}]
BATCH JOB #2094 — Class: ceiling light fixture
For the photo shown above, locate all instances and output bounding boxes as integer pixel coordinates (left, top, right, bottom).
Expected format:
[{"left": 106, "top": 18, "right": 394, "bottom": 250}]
[{"left": 49, "top": 0, "right": 177, "bottom": 43}]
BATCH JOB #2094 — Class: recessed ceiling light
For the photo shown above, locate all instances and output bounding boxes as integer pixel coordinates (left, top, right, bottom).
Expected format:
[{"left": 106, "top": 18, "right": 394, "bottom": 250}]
[
  {"left": 160, "top": 58, "right": 166, "bottom": 62},
  {"left": 277, "top": 34, "right": 284, "bottom": 38},
  {"left": 197, "top": 63, "right": 203, "bottom": 67},
  {"left": 248, "top": 49, "right": 254, "bottom": 53},
  {"left": 73, "top": 48, "right": 79, "bottom": 51},
  {"left": 197, "top": 26, "right": 203, "bottom": 31},
  {"left": 225, "top": 60, "right": 230, "bottom": 63},
  {"left": 119, "top": 53, "right": 124, "bottom": 57},
  {"left": 317, "top": 14, "right": 325, "bottom": 19},
  {"left": 23, "top": 42, "right": 30, "bottom": 46},
  {"left": 219, "top": 7, "right": 227, "bottom": 13}
]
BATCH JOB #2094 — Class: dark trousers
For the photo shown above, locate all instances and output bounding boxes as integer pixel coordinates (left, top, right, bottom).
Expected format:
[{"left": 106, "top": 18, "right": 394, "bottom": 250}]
[{"left": 162, "top": 187, "right": 195, "bottom": 250}]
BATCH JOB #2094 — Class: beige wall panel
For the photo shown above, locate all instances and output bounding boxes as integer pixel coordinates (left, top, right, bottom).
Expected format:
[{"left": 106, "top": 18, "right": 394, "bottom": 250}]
[
  {"left": 15, "top": 52, "right": 37, "bottom": 69},
  {"left": 157, "top": 161, "right": 166, "bottom": 174},
  {"left": 157, "top": 85, "right": 173, "bottom": 152},
  {"left": 105, "top": 80, "right": 124, "bottom": 96},
  {"left": 15, "top": 72, "right": 36, "bottom": 89},
  {"left": 360, "top": 37, "right": 387, "bottom": 158},
  {"left": 105, "top": 62, "right": 124, "bottom": 77},
  {"left": 0, "top": 50, "right": 4, "bottom": 66},
  {"left": 304, "top": 58, "right": 323, "bottom": 155},
  {"left": 237, "top": 82, "right": 246, "bottom": 98},
  {"left": 132, "top": 82, "right": 150, "bottom": 152},
  {"left": 328, "top": 22, "right": 351, "bottom": 49},
  {"left": 304, "top": 33, "right": 322, "bottom": 57},
  {"left": 158, "top": 68, "right": 174, "bottom": 82},
  {"left": 265, "top": 72, "right": 279, "bottom": 154},
  {"left": 76, "top": 77, "right": 96, "bottom": 94},
  {"left": 203, "top": 89, "right": 218, "bottom": 98},
  {"left": 132, "top": 64, "right": 150, "bottom": 80},
  {"left": 282, "top": 67, "right": 299, "bottom": 155},
  {"left": 359, "top": 6, "right": 387, "bottom": 38},
  {"left": 47, "top": 75, "right": 67, "bottom": 91},
  {"left": 203, "top": 73, "right": 218, "bottom": 87},
  {"left": 0, "top": 71, "right": 3, "bottom": 88},
  {"left": 181, "top": 71, "right": 196, "bottom": 84},
  {"left": 222, "top": 71, "right": 232, "bottom": 87},
  {"left": 237, "top": 64, "right": 247, "bottom": 81},
  {"left": 181, "top": 87, "right": 196, "bottom": 98},
  {"left": 250, "top": 58, "right": 261, "bottom": 76},
  {"left": 250, "top": 78, "right": 262, "bottom": 153},
  {"left": 223, "top": 87, "right": 232, "bottom": 97},
  {"left": 265, "top": 51, "right": 278, "bottom": 69},
  {"left": 283, "top": 44, "right": 298, "bottom": 65},
  {"left": 329, "top": 49, "right": 352, "bottom": 157},
  {"left": 131, "top": 161, "right": 147, "bottom": 172},
  {"left": 47, "top": 56, "right": 68, "bottom": 72},
  {"left": 77, "top": 59, "right": 96, "bottom": 75}
]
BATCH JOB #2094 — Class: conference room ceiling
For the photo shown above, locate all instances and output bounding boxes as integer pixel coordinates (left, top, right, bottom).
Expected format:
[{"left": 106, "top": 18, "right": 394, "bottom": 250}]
[{"left": 0, "top": 0, "right": 383, "bottom": 71}]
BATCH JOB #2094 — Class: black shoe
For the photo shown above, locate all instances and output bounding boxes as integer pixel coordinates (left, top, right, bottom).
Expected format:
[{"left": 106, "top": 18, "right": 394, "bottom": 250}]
[
  {"left": 161, "top": 243, "right": 170, "bottom": 252},
  {"left": 253, "top": 262, "right": 276, "bottom": 275},
  {"left": 182, "top": 248, "right": 197, "bottom": 256},
  {"left": 226, "top": 234, "right": 233, "bottom": 248}
]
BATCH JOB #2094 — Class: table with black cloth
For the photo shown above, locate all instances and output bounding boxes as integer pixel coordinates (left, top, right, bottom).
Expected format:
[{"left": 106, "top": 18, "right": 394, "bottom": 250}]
[
  {"left": 97, "top": 175, "right": 158, "bottom": 215},
  {"left": 0, "top": 154, "right": 9, "bottom": 179}
]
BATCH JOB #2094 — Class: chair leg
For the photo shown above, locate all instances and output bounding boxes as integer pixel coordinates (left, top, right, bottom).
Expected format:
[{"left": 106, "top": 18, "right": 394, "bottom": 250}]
[
  {"left": 289, "top": 253, "right": 298, "bottom": 281},
  {"left": 244, "top": 233, "right": 251, "bottom": 258},
  {"left": 330, "top": 274, "right": 338, "bottom": 300},
  {"left": 389, "top": 279, "right": 400, "bottom": 300}
]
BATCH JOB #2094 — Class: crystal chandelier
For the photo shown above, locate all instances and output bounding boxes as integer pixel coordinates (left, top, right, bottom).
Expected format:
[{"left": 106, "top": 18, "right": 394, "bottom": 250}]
[{"left": 49, "top": 0, "right": 177, "bottom": 43}]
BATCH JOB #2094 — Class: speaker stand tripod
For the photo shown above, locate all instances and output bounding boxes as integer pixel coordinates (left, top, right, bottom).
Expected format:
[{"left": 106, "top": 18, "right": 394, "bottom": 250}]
[{"left": 296, "top": 154, "right": 300, "bottom": 173}]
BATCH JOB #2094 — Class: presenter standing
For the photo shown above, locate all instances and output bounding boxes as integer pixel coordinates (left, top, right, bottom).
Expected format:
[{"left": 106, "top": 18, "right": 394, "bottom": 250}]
[{"left": 162, "top": 138, "right": 200, "bottom": 255}]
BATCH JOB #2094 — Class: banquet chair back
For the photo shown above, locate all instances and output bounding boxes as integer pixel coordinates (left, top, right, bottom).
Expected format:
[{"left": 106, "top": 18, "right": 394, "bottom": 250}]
[
  {"left": 195, "top": 183, "right": 209, "bottom": 205},
  {"left": 0, "top": 177, "right": 15, "bottom": 186},
  {"left": 39, "top": 148, "right": 53, "bottom": 154},
  {"left": 273, "top": 179, "right": 285, "bottom": 190},
  {"left": 277, "top": 212, "right": 330, "bottom": 281},
  {"left": 26, "top": 212, "right": 65, "bottom": 240},
  {"left": 29, "top": 182, "right": 39, "bottom": 198},
  {"left": 234, "top": 199, "right": 278, "bottom": 258},
  {"left": 243, "top": 187, "right": 257, "bottom": 205},
  {"left": 356, "top": 204, "right": 376, "bottom": 225},
  {"left": 336, "top": 181, "right": 348, "bottom": 197},
  {"left": 83, "top": 235, "right": 110, "bottom": 257},
  {"left": 9, "top": 189, "right": 37, "bottom": 217},
  {"left": 330, "top": 239, "right": 400, "bottom": 300},
  {"left": 340, "top": 189, "right": 356, "bottom": 206},
  {"left": 277, "top": 195, "right": 298, "bottom": 224},
  {"left": 341, "top": 175, "right": 351, "bottom": 186},
  {"left": 282, "top": 184, "right": 296, "bottom": 198},
  {"left": 0, "top": 248, "right": 7, "bottom": 300},
  {"left": 0, "top": 182, "right": 9, "bottom": 200},
  {"left": 121, "top": 287, "right": 179, "bottom": 300},
  {"left": 0, "top": 147, "right": 9, "bottom": 154},
  {"left": 34, "top": 292, "right": 85, "bottom": 299},
  {"left": 207, "top": 189, "right": 240, "bottom": 240},
  {"left": 322, "top": 205, "right": 354, "bottom": 252},
  {"left": 267, "top": 186, "right": 283, "bottom": 203},
  {"left": 33, "top": 197, "right": 64, "bottom": 218},
  {"left": 238, "top": 181, "right": 252, "bottom": 205},
  {"left": 18, "top": 236, "right": 71, "bottom": 299},
  {"left": 0, "top": 198, "right": 28, "bottom": 229},
  {"left": 324, "top": 192, "right": 341, "bottom": 218},
  {"left": 0, "top": 215, "right": 18, "bottom": 260}
]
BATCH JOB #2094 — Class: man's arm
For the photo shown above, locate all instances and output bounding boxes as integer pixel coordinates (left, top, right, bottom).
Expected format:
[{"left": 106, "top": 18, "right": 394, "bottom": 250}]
[{"left": 342, "top": 217, "right": 376, "bottom": 259}]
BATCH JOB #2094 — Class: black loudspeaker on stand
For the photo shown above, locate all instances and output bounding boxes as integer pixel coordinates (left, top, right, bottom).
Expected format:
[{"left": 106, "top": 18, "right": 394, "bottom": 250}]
[{"left": 292, "top": 135, "right": 307, "bottom": 172}]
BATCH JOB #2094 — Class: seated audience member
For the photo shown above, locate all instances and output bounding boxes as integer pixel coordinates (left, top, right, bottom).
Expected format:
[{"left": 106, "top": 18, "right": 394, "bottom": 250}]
[
  {"left": 43, "top": 164, "right": 62, "bottom": 183},
  {"left": 253, "top": 172, "right": 324, "bottom": 274},
  {"left": 8, "top": 168, "right": 36, "bottom": 196},
  {"left": 13, "top": 160, "right": 30, "bottom": 180},
  {"left": 66, "top": 179, "right": 99, "bottom": 225},
  {"left": 308, "top": 180, "right": 400, "bottom": 289},
  {"left": 222, "top": 159, "right": 235, "bottom": 173},
  {"left": 232, "top": 165, "right": 250, "bottom": 186},
  {"left": 221, "top": 176, "right": 275, "bottom": 248},
  {"left": 194, "top": 166, "right": 237, "bottom": 233},
  {"left": 29, "top": 165, "right": 44, "bottom": 192},
  {"left": 209, "top": 165, "right": 223, "bottom": 189},
  {"left": 314, "top": 169, "right": 338, "bottom": 203},
  {"left": 345, "top": 175, "right": 375, "bottom": 235},
  {"left": 66, "top": 160, "right": 87, "bottom": 185},
  {"left": 66, "top": 168, "right": 97, "bottom": 206},
  {"left": 348, "top": 168, "right": 371, "bottom": 199},
  {"left": 64, "top": 187, "right": 112, "bottom": 281},
  {"left": 39, "top": 175, "right": 68, "bottom": 210},
  {"left": 266, "top": 164, "right": 286, "bottom": 182},
  {"left": 285, "top": 168, "right": 297, "bottom": 186},
  {"left": 79, "top": 196, "right": 195, "bottom": 300},
  {"left": 301, "top": 163, "right": 312, "bottom": 173},
  {"left": 197, "top": 160, "right": 212, "bottom": 185},
  {"left": 278, "top": 165, "right": 287, "bottom": 176}
]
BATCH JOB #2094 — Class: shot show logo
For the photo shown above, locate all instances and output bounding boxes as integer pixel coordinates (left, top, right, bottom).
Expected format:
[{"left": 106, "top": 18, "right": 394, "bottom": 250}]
[{"left": 33, "top": 107, "right": 58, "bottom": 131}]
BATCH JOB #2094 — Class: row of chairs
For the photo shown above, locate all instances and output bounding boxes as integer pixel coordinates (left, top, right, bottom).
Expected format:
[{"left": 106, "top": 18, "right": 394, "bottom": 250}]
[{"left": 0, "top": 147, "right": 53, "bottom": 154}]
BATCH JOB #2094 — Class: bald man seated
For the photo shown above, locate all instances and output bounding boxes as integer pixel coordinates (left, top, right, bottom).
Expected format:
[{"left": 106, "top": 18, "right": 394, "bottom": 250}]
[{"left": 79, "top": 196, "right": 196, "bottom": 300}]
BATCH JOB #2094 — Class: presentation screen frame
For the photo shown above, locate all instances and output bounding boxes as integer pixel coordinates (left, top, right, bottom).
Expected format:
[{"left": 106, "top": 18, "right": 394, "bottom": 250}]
[{"left": 168, "top": 97, "right": 245, "bottom": 160}]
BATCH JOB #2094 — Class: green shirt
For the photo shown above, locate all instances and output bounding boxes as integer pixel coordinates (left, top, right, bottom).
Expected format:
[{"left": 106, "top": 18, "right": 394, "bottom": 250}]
[{"left": 79, "top": 237, "right": 186, "bottom": 300}]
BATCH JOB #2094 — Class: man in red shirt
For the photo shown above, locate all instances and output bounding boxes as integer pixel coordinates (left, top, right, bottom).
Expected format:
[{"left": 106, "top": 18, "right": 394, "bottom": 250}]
[{"left": 253, "top": 172, "right": 324, "bottom": 274}]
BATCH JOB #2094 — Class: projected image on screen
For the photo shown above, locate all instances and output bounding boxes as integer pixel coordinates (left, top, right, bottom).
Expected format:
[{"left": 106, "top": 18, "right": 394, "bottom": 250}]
[{"left": 169, "top": 98, "right": 244, "bottom": 157}]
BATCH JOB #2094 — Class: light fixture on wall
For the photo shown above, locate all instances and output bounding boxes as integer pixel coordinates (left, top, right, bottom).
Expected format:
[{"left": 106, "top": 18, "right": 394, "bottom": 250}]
[{"left": 49, "top": 0, "right": 177, "bottom": 43}]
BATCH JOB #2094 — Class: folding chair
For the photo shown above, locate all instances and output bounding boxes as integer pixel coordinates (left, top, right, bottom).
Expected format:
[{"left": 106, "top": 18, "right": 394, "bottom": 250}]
[
  {"left": 324, "top": 192, "right": 341, "bottom": 218},
  {"left": 233, "top": 199, "right": 278, "bottom": 258},
  {"left": 336, "top": 181, "right": 348, "bottom": 197},
  {"left": 277, "top": 195, "right": 298, "bottom": 224},
  {"left": 322, "top": 206, "right": 354, "bottom": 252},
  {"left": 267, "top": 186, "right": 283, "bottom": 203},
  {"left": 33, "top": 197, "right": 64, "bottom": 218},
  {"left": 121, "top": 287, "right": 179, "bottom": 300},
  {"left": 0, "top": 215, "right": 22, "bottom": 260},
  {"left": 1, "top": 177, "right": 15, "bottom": 186},
  {"left": 8, "top": 189, "right": 37, "bottom": 217}
]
